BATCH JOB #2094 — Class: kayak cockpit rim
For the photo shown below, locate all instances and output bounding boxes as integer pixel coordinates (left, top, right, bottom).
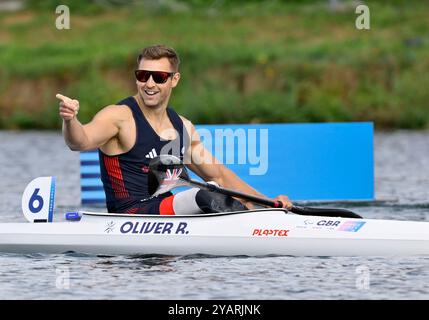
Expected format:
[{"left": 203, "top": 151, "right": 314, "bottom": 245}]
[{"left": 80, "top": 208, "right": 290, "bottom": 219}]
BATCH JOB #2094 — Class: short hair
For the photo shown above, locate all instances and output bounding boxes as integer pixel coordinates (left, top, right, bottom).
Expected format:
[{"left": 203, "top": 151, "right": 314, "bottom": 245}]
[{"left": 137, "top": 45, "right": 180, "bottom": 71}]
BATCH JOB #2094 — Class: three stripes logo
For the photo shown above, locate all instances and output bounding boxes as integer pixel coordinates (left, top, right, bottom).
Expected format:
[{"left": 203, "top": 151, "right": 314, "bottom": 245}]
[{"left": 145, "top": 148, "right": 158, "bottom": 159}]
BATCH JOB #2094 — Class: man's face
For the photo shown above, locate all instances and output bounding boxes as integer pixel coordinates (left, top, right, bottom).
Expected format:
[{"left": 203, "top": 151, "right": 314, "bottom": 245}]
[{"left": 136, "top": 57, "right": 180, "bottom": 109}]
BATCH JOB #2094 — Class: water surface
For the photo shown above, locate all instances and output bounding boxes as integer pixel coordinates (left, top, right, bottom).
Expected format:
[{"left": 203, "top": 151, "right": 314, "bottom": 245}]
[{"left": 0, "top": 130, "right": 428, "bottom": 299}]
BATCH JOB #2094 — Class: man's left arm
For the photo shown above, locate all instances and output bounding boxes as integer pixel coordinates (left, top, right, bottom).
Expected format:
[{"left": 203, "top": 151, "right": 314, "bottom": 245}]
[{"left": 181, "top": 119, "right": 291, "bottom": 209}]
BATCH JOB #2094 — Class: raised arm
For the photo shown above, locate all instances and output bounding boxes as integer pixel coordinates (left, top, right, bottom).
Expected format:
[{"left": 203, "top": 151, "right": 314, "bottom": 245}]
[{"left": 57, "top": 93, "right": 120, "bottom": 151}]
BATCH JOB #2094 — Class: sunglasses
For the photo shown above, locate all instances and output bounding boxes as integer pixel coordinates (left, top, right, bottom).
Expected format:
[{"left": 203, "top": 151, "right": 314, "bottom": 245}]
[{"left": 134, "top": 70, "right": 175, "bottom": 84}]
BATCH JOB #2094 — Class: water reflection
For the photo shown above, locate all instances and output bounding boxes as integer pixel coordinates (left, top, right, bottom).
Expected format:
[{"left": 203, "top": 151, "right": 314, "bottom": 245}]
[{"left": 93, "top": 254, "right": 179, "bottom": 272}]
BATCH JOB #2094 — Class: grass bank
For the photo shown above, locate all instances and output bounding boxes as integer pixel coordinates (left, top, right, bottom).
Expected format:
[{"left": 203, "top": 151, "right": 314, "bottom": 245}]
[{"left": 0, "top": 0, "right": 428, "bottom": 129}]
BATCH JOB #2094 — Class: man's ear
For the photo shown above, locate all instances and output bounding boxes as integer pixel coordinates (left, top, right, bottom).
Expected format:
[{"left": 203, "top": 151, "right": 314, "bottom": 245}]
[{"left": 171, "top": 72, "right": 181, "bottom": 88}]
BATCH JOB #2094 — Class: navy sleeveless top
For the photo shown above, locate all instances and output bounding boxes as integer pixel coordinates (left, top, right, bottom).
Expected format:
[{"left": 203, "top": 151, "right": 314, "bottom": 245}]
[{"left": 99, "top": 96, "right": 189, "bottom": 213}]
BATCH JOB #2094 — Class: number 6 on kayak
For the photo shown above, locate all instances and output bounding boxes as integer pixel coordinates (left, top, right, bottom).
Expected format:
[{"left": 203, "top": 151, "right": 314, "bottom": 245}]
[{"left": 21, "top": 177, "right": 56, "bottom": 223}]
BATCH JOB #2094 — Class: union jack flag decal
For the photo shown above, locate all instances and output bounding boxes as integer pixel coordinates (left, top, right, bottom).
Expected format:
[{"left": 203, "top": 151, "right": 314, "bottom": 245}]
[{"left": 165, "top": 168, "right": 183, "bottom": 181}]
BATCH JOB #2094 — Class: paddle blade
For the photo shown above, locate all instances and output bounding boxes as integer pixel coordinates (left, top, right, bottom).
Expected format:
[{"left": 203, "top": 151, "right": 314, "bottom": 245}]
[
  {"left": 148, "top": 155, "right": 190, "bottom": 196},
  {"left": 291, "top": 206, "right": 362, "bottom": 219}
]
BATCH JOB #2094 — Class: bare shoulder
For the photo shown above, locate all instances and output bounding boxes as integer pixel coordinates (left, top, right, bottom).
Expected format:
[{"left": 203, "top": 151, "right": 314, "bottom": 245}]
[
  {"left": 179, "top": 115, "right": 202, "bottom": 144},
  {"left": 179, "top": 115, "right": 195, "bottom": 131},
  {"left": 93, "top": 104, "right": 132, "bottom": 123},
  {"left": 97, "top": 104, "right": 131, "bottom": 116}
]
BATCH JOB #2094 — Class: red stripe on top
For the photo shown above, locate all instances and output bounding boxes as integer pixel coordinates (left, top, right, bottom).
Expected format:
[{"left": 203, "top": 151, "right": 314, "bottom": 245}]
[
  {"left": 159, "top": 195, "right": 175, "bottom": 215},
  {"left": 103, "top": 156, "right": 129, "bottom": 199}
]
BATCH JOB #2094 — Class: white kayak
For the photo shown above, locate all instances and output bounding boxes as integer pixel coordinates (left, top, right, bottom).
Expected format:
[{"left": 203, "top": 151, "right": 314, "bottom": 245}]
[{"left": 0, "top": 209, "right": 428, "bottom": 256}]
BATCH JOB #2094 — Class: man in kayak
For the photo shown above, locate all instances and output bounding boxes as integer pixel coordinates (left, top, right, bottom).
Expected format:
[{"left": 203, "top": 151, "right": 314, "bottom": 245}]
[{"left": 57, "top": 44, "right": 292, "bottom": 215}]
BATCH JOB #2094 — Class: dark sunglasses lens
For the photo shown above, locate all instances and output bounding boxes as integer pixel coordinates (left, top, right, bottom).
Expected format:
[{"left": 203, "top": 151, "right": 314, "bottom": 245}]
[
  {"left": 135, "top": 70, "right": 150, "bottom": 82},
  {"left": 135, "top": 70, "right": 172, "bottom": 83},
  {"left": 152, "top": 72, "right": 170, "bottom": 83}
]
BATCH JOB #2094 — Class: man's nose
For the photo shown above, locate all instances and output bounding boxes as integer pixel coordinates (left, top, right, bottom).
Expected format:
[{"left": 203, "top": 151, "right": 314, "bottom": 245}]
[{"left": 145, "top": 75, "right": 156, "bottom": 87}]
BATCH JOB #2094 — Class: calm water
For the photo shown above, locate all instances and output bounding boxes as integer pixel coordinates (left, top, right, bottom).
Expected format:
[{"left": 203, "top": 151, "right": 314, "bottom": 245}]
[{"left": 0, "top": 130, "right": 428, "bottom": 300}]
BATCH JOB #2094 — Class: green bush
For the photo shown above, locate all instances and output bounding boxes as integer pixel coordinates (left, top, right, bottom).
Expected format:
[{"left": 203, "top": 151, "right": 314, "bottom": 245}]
[{"left": 1, "top": 0, "right": 429, "bottom": 129}]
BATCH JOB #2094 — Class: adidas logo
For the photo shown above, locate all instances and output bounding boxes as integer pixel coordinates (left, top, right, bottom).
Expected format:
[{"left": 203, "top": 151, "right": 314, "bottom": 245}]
[{"left": 145, "top": 148, "right": 158, "bottom": 159}]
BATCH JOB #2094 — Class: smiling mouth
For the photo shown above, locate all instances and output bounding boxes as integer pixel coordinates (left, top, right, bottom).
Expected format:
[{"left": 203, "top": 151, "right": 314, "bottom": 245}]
[{"left": 144, "top": 89, "right": 159, "bottom": 96}]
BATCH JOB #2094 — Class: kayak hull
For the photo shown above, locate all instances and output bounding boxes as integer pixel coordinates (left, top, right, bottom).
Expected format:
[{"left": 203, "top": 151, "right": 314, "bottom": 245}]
[{"left": 0, "top": 209, "right": 428, "bottom": 256}]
